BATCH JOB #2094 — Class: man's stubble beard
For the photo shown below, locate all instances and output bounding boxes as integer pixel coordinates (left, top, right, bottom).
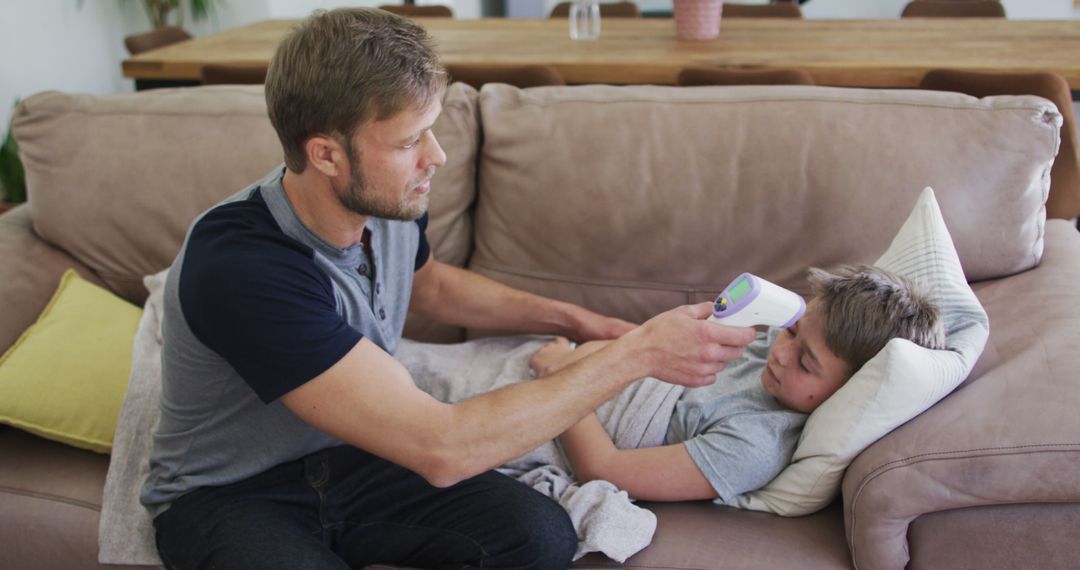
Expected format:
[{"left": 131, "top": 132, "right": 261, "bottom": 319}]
[{"left": 336, "top": 140, "right": 431, "bottom": 221}]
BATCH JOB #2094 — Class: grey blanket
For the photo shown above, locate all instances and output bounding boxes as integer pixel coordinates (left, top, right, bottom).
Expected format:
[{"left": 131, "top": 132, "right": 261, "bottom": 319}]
[{"left": 99, "top": 273, "right": 678, "bottom": 564}]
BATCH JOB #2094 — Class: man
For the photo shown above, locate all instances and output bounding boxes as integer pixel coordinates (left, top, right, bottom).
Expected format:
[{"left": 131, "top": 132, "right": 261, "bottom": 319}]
[{"left": 142, "top": 8, "right": 754, "bottom": 569}]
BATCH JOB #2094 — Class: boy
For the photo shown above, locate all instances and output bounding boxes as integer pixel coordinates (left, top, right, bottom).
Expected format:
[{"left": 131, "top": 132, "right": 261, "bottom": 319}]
[{"left": 527, "top": 264, "right": 945, "bottom": 504}]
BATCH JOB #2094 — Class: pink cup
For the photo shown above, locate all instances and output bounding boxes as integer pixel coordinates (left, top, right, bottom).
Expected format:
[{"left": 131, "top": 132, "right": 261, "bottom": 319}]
[{"left": 674, "top": 0, "right": 723, "bottom": 41}]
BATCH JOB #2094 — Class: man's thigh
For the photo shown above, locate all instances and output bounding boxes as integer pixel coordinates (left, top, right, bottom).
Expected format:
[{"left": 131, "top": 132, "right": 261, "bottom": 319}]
[
  {"left": 155, "top": 446, "right": 576, "bottom": 570},
  {"left": 322, "top": 446, "right": 577, "bottom": 570},
  {"left": 153, "top": 459, "right": 347, "bottom": 570}
]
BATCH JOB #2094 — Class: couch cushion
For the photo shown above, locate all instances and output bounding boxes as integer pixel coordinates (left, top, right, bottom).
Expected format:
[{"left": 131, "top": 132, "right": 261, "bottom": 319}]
[
  {"left": 468, "top": 84, "right": 1058, "bottom": 328},
  {"left": 0, "top": 270, "right": 141, "bottom": 453},
  {"left": 0, "top": 206, "right": 102, "bottom": 356},
  {"left": 0, "top": 427, "right": 159, "bottom": 570},
  {"left": 907, "top": 503, "right": 1080, "bottom": 570},
  {"left": 13, "top": 86, "right": 282, "bottom": 303},
  {"left": 12, "top": 84, "right": 479, "bottom": 310},
  {"left": 404, "top": 82, "right": 480, "bottom": 343},
  {"left": 576, "top": 500, "right": 851, "bottom": 569}
]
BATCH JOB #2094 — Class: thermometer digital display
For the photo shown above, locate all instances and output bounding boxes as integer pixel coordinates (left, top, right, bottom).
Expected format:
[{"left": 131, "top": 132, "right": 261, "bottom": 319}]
[{"left": 707, "top": 273, "right": 806, "bottom": 328}]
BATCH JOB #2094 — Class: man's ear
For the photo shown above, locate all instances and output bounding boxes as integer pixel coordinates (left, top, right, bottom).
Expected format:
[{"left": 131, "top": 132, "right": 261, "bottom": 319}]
[{"left": 305, "top": 134, "right": 346, "bottom": 178}]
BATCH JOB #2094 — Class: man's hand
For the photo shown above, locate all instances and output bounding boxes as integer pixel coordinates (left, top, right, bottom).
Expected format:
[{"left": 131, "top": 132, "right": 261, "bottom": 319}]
[
  {"left": 621, "top": 302, "right": 756, "bottom": 388},
  {"left": 565, "top": 307, "right": 636, "bottom": 342}
]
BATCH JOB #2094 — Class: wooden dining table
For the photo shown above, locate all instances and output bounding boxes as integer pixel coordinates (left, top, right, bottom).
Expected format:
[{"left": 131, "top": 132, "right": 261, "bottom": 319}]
[{"left": 122, "top": 17, "right": 1080, "bottom": 89}]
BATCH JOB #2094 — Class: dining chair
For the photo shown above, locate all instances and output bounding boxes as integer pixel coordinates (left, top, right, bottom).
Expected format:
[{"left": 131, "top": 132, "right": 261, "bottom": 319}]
[
  {"left": 377, "top": 4, "right": 454, "bottom": 17},
  {"left": 125, "top": 27, "right": 199, "bottom": 90},
  {"left": 201, "top": 64, "right": 269, "bottom": 85},
  {"left": 723, "top": 3, "right": 804, "bottom": 18},
  {"left": 921, "top": 69, "right": 1079, "bottom": 220},
  {"left": 445, "top": 64, "right": 566, "bottom": 89},
  {"left": 900, "top": 1, "right": 1006, "bottom": 18},
  {"left": 124, "top": 26, "right": 192, "bottom": 55},
  {"left": 549, "top": 1, "right": 642, "bottom": 18},
  {"left": 676, "top": 67, "right": 814, "bottom": 86}
]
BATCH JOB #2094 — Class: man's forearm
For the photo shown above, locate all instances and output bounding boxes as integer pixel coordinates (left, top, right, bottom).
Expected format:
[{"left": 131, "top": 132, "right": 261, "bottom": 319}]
[
  {"left": 436, "top": 339, "right": 650, "bottom": 484},
  {"left": 411, "top": 260, "right": 581, "bottom": 336}
]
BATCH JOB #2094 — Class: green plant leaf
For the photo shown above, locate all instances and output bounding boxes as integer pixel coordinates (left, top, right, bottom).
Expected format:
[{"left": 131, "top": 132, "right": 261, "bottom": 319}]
[{"left": 0, "top": 100, "right": 27, "bottom": 205}]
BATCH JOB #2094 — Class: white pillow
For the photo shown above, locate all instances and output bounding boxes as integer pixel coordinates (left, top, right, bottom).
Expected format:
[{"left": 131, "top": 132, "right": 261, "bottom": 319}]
[{"left": 732, "top": 187, "right": 990, "bottom": 516}]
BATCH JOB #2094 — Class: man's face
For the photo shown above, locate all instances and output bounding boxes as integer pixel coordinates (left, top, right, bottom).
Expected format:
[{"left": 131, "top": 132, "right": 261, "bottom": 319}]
[
  {"left": 337, "top": 99, "right": 447, "bottom": 221},
  {"left": 761, "top": 300, "right": 852, "bottom": 413}
]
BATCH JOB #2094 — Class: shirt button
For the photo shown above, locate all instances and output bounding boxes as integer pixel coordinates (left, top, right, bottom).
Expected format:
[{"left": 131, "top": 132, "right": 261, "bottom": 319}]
[
  {"left": 379, "top": 308, "right": 387, "bottom": 320},
  {"left": 375, "top": 283, "right": 381, "bottom": 295},
  {"left": 358, "top": 263, "right": 369, "bottom": 276}
]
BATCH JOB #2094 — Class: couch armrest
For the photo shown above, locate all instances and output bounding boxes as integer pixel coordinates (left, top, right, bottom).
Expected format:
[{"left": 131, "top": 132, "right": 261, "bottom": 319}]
[
  {"left": 841, "top": 220, "right": 1080, "bottom": 570},
  {"left": 0, "top": 206, "right": 106, "bottom": 355}
]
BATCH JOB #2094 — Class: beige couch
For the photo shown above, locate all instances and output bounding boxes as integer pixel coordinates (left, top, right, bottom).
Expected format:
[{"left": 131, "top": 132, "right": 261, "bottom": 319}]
[{"left": 2, "top": 83, "right": 1079, "bottom": 570}]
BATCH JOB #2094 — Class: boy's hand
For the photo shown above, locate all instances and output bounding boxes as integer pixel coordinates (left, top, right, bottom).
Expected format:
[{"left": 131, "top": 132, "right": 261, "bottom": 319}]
[
  {"left": 529, "top": 338, "right": 612, "bottom": 378},
  {"left": 625, "top": 302, "right": 756, "bottom": 388},
  {"left": 529, "top": 337, "right": 577, "bottom": 377}
]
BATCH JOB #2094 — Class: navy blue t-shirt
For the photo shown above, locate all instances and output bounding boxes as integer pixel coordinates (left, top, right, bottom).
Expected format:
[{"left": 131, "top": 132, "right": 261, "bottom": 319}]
[{"left": 142, "top": 166, "right": 430, "bottom": 515}]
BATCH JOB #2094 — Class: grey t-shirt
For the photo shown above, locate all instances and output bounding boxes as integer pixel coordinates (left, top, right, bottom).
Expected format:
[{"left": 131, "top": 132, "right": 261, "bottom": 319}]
[
  {"left": 141, "top": 166, "right": 429, "bottom": 517},
  {"left": 665, "top": 329, "right": 807, "bottom": 504}
]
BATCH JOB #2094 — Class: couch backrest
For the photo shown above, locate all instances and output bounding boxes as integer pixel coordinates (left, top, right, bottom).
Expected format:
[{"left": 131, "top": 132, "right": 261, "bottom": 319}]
[
  {"left": 468, "top": 84, "right": 1059, "bottom": 328},
  {"left": 14, "top": 83, "right": 1059, "bottom": 337},
  {"left": 12, "top": 84, "right": 479, "bottom": 309}
]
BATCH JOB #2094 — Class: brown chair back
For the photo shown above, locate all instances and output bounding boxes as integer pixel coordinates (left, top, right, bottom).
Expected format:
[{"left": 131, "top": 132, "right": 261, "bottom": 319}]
[
  {"left": 124, "top": 26, "right": 192, "bottom": 56},
  {"left": 378, "top": 4, "right": 454, "bottom": 17},
  {"left": 445, "top": 64, "right": 566, "bottom": 90},
  {"left": 901, "top": 1, "right": 1006, "bottom": 18},
  {"left": 921, "top": 69, "right": 1079, "bottom": 219},
  {"left": 201, "top": 64, "right": 269, "bottom": 85},
  {"left": 549, "top": 1, "right": 641, "bottom": 18},
  {"left": 723, "top": 3, "right": 803, "bottom": 18},
  {"left": 676, "top": 67, "right": 814, "bottom": 87}
]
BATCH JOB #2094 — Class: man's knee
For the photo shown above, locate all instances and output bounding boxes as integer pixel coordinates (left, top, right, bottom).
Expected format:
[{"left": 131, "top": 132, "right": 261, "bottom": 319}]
[{"left": 490, "top": 487, "right": 577, "bottom": 569}]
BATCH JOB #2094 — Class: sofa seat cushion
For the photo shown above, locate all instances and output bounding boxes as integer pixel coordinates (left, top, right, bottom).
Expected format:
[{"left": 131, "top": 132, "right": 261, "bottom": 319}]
[
  {"left": 576, "top": 500, "right": 850, "bottom": 569},
  {"left": 0, "top": 428, "right": 159, "bottom": 570}
]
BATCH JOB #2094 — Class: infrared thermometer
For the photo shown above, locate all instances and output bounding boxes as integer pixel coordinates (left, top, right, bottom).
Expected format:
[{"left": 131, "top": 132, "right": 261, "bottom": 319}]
[{"left": 707, "top": 273, "right": 806, "bottom": 328}]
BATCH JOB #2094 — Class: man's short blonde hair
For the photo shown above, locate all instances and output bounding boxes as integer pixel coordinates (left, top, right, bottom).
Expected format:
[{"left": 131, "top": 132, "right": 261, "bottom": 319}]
[
  {"left": 265, "top": 8, "right": 447, "bottom": 172},
  {"left": 808, "top": 264, "right": 945, "bottom": 374}
]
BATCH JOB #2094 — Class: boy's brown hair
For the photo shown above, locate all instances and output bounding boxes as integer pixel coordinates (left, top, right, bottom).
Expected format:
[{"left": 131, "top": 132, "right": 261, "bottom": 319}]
[{"left": 807, "top": 264, "right": 945, "bottom": 374}]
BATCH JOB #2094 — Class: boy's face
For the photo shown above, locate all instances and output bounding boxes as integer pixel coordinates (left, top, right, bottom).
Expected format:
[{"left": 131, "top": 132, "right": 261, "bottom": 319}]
[{"left": 761, "top": 300, "right": 852, "bottom": 413}]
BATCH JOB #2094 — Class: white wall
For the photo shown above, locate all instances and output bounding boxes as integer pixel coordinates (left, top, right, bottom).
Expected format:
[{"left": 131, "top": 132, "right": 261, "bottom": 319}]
[
  {"left": 1, "top": 1, "right": 125, "bottom": 133},
  {"left": 2, "top": 0, "right": 1079, "bottom": 133}
]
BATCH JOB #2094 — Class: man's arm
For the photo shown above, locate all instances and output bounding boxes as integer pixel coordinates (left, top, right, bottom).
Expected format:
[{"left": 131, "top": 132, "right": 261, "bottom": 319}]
[
  {"left": 410, "top": 257, "right": 634, "bottom": 341},
  {"left": 282, "top": 302, "right": 754, "bottom": 488},
  {"left": 558, "top": 414, "right": 718, "bottom": 502}
]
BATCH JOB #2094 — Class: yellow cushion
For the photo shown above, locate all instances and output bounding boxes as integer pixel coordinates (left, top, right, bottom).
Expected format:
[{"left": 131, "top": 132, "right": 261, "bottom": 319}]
[{"left": 0, "top": 269, "right": 141, "bottom": 453}]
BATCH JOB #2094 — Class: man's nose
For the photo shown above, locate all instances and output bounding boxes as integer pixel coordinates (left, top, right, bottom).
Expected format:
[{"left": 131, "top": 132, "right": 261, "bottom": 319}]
[{"left": 425, "top": 131, "right": 447, "bottom": 169}]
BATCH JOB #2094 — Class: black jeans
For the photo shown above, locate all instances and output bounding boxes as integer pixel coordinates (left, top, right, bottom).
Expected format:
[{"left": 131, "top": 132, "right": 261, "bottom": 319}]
[{"left": 154, "top": 445, "right": 576, "bottom": 570}]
